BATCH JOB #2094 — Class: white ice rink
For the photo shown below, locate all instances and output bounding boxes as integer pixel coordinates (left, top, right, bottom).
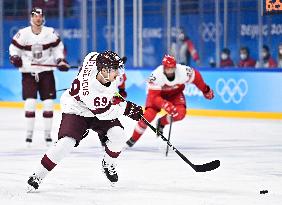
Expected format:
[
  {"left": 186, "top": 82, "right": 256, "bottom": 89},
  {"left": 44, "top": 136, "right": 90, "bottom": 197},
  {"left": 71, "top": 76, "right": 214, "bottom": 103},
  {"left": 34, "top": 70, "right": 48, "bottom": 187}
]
[{"left": 0, "top": 107, "right": 281, "bottom": 205}]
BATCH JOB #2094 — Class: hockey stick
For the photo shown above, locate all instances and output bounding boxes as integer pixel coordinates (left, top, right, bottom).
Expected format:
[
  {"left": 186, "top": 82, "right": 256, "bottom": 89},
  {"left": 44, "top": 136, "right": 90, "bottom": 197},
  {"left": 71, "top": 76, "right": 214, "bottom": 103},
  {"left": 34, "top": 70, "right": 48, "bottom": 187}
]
[
  {"left": 165, "top": 115, "right": 173, "bottom": 157},
  {"left": 56, "top": 88, "right": 68, "bottom": 92},
  {"left": 115, "top": 93, "right": 220, "bottom": 172},
  {"left": 31, "top": 63, "right": 80, "bottom": 69}
]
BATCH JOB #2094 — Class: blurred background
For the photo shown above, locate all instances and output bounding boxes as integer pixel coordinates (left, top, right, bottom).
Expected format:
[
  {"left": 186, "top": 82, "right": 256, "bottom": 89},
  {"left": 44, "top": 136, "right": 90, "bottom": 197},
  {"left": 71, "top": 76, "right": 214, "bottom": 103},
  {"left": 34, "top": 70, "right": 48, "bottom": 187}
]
[
  {"left": 1, "top": 0, "right": 282, "bottom": 68},
  {"left": 0, "top": 0, "right": 282, "bottom": 117}
]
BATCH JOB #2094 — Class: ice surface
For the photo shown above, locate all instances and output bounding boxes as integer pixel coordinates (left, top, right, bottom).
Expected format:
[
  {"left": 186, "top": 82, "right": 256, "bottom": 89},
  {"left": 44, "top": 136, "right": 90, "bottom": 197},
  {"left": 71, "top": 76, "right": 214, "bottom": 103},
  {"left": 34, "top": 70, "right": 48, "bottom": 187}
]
[{"left": 0, "top": 107, "right": 281, "bottom": 205}]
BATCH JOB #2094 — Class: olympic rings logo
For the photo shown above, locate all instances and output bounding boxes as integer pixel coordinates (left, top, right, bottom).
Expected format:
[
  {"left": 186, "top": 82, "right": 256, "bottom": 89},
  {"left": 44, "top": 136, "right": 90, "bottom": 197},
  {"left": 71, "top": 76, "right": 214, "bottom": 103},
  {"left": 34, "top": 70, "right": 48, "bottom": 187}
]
[
  {"left": 199, "top": 23, "right": 222, "bottom": 42},
  {"left": 216, "top": 78, "right": 248, "bottom": 104}
]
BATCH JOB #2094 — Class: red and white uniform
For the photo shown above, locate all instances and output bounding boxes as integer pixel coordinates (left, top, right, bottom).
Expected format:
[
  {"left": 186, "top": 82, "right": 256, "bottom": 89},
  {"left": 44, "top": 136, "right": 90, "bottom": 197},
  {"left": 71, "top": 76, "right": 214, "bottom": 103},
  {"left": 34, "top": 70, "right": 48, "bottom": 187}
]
[
  {"left": 146, "top": 64, "right": 195, "bottom": 108},
  {"left": 61, "top": 52, "right": 127, "bottom": 120},
  {"left": 9, "top": 26, "right": 65, "bottom": 73},
  {"left": 129, "top": 63, "right": 212, "bottom": 145},
  {"left": 117, "top": 73, "right": 127, "bottom": 89}
]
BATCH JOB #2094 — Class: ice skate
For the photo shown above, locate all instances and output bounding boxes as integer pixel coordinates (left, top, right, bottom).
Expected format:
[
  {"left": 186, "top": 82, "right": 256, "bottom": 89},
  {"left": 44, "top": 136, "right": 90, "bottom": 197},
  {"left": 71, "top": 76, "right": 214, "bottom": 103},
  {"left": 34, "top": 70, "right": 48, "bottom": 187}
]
[
  {"left": 102, "top": 157, "right": 118, "bottom": 186},
  {"left": 156, "top": 118, "right": 164, "bottom": 137},
  {"left": 126, "top": 137, "right": 136, "bottom": 148},
  {"left": 25, "top": 131, "right": 33, "bottom": 146},
  {"left": 27, "top": 173, "right": 42, "bottom": 193},
  {"left": 98, "top": 134, "right": 108, "bottom": 147},
  {"left": 44, "top": 131, "right": 53, "bottom": 146}
]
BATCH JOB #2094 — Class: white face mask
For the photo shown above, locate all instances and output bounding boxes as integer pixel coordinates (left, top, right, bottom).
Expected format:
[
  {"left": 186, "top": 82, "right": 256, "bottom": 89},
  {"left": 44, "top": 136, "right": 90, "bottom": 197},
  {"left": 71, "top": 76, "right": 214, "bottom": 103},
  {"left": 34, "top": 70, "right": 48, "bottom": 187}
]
[
  {"left": 240, "top": 53, "right": 247, "bottom": 60},
  {"left": 221, "top": 53, "right": 228, "bottom": 60},
  {"left": 279, "top": 49, "right": 282, "bottom": 55},
  {"left": 178, "top": 33, "right": 185, "bottom": 41}
]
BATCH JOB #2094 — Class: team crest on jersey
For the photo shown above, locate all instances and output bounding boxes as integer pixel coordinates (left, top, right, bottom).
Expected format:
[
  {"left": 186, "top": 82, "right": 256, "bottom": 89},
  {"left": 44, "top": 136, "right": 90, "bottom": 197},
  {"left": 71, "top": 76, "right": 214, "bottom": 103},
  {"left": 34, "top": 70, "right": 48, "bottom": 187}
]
[
  {"left": 185, "top": 66, "right": 193, "bottom": 78},
  {"left": 15, "top": 32, "right": 20, "bottom": 39}
]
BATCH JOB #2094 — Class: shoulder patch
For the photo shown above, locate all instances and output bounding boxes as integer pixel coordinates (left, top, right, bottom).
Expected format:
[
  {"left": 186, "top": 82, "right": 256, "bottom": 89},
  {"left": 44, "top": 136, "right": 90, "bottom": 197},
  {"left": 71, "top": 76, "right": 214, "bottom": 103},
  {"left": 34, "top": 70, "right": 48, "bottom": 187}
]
[
  {"left": 15, "top": 32, "right": 21, "bottom": 39},
  {"left": 148, "top": 73, "right": 156, "bottom": 83}
]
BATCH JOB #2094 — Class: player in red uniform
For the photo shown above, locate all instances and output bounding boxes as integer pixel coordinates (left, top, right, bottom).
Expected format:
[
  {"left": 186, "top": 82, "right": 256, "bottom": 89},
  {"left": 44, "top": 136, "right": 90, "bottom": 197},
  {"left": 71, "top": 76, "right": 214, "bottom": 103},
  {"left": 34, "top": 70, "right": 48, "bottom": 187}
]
[{"left": 126, "top": 55, "right": 214, "bottom": 147}]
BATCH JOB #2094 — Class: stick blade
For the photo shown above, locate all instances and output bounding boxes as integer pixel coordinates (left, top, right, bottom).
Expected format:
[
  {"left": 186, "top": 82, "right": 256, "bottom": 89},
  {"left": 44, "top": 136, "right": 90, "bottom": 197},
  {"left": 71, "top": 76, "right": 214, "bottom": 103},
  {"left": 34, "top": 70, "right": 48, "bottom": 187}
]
[{"left": 194, "top": 160, "right": 220, "bottom": 172}]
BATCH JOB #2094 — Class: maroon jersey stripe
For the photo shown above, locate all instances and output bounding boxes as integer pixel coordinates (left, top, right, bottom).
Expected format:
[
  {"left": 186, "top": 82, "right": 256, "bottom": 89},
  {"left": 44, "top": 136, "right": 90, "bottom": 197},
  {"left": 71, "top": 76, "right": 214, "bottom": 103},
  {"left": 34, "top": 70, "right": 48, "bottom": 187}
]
[
  {"left": 12, "top": 39, "right": 31, "bottom": 51},
  {"left": 11, "top": 38, "right": 61, "bottom": 51},
  {"left": 90, "top": 102, "right": 112, "bottom": 115},
  {"left": 74, "top": 95, "right": 112, "bottom": 115},
  {"left": 42, "top": 38, "right": 61, "bottom": 50}
]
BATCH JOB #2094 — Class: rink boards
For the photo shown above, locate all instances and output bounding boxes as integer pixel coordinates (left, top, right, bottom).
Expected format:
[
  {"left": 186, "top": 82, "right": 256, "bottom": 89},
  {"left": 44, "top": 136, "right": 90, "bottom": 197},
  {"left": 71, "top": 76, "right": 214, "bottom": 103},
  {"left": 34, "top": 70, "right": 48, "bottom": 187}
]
[{"left": 0, "top": 68, "right": 282, "bottom": 119}]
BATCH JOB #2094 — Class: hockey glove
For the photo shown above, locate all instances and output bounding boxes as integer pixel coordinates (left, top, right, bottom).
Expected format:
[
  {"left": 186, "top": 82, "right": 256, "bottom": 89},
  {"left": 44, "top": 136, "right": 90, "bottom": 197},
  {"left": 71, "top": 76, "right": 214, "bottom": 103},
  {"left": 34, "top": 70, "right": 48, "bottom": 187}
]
[
  {"left": 57, "top": 58, "right": 70, "bottom": 71},
  {"left": 124, "top": 101, "right": 143, "bottom": 121},
  {"left": 112, "top": 89, "right": 127, "bottom": 105},
  {"left": 203, "top": 85, "right": 214, "bottom": 100},
  {"left": 112, "top": 96, "right": 124, "bottom": 105},
  {"left": 162, "top": 101, "right": 178, "bottom": 117},
  {"left": 119, "top": 88, "right": 127, "bottom": 99},
  {"left": 10, "top": 55, "right": 22, "bottom": 68},
  {"left": 121, "top": 56, "right": 127, "bottom": 64}
]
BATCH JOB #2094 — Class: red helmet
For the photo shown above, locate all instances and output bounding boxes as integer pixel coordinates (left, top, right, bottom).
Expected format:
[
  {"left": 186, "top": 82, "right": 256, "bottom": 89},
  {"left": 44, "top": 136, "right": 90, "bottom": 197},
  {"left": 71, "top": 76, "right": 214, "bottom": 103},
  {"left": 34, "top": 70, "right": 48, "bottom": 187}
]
[{"left": 162, "top": 55, "right": 176, "bottom": 70}]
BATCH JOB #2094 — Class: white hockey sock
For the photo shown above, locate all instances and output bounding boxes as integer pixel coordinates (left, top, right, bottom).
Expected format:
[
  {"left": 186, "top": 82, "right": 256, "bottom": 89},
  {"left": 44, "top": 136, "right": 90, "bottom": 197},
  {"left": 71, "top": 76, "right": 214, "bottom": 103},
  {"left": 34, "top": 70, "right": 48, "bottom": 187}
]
[
  {"left": 106, "top": 126, "right": 126, "bottom": 152},
  {"left": 24, "top": 99, "right": 36, "bottom": 137},
  {"left": 26, "top": 118, "right": 35, "bottom": 136},
  {"left": 43, "top": 99, "right": 54, "bottom": 137},
  {"left": 40, "top": 137, "right": 76, "bottom": 175},
  {"left": 103, "top": 152, "right": 117, "bottom": 164}
]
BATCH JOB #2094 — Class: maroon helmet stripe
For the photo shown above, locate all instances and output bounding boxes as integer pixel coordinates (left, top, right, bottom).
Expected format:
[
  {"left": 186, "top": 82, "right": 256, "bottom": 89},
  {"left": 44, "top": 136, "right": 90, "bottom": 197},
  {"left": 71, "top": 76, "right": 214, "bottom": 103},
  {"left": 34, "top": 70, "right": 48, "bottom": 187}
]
[
  {"left": 41, "top": 154, "right": 57, "bottom": 171},
  {"left": 105, "top": 145, "right": 120, "bottom": 158},
  {"left": 43, "top": 111, "right": 53, "bottom": 118},
  {"left": 25, "top": 111, "right": 35, "bottom": 118}
]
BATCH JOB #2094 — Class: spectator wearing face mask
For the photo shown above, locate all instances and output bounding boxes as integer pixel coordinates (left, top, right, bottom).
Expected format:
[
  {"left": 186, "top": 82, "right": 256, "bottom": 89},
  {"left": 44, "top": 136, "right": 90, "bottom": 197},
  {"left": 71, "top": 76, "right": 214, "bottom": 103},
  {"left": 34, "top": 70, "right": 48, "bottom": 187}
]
[
  {"left": 219, "top": 48, "right": 234, "bottom": 67},
  {"left": 170, "top": 28, "right": 200, "bottom": 66},
  {"left": 238, "top": 47, "right": 256, "bottom": 67},
  {"left": 278, "top": 43, "right": 282, "bottom": 68},
  {"left": 256, "top": 45, "right": 277, "bottom": 68}
]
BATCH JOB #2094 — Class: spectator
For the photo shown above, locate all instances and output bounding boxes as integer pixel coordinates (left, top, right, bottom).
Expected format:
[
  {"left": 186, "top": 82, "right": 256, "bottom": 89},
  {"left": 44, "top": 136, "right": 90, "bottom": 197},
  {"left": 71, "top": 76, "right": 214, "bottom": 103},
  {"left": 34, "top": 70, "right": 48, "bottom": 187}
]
[
  {"left": 278, "top": 43, "right": 282, "bottom": 68},
  {"left": 238, "top": 47, "right": 256, "bottom": 67},
  {"left": 171, "top": 28, "right": 200, "bottom": 66},
  {"left": 209, "top": 57, "right": 216, "bottom": 68},
  {"left": 220, "top": 48, "right": 234, "bottom": 67},
  {"left": 256, "top": 45, "right": 277, "bottom": 68}
]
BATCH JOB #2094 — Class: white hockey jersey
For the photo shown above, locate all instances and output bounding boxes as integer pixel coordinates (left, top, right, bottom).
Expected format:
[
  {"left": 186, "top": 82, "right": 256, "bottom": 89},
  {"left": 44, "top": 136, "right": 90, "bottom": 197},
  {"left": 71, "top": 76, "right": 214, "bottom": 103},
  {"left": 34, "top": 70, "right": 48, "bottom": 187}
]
[
  {"left": 9, "top": 26, "right": 65, "bottom": 73},
  {"left": 61, "top": 52, "right": 127, "bottom": 120},
  {"left": 148, "top": 64, "right": 195, "bottom": 91}
]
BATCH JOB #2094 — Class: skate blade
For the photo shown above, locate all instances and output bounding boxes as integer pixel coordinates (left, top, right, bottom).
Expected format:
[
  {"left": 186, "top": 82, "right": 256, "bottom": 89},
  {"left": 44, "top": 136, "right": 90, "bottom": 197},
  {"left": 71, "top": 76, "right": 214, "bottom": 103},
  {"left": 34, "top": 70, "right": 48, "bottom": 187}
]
[
  {"left": 26, "top": 185, "right": 36, "bottom": 193},
  {"left": 45, "top": 141, "right": 53, "bottom": 147},
  {"left": 101, "top": 169, "right": 118, "bottom": 187},
  {"left": 26, "top": 142, "right": 32, "bottom": 148}
]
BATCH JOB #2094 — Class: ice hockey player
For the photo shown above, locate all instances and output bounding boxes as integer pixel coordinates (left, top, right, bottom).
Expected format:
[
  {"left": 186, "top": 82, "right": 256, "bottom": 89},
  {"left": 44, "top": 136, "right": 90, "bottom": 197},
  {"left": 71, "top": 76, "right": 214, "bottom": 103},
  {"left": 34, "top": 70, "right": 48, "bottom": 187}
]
[
  {"left": 126, "top": 55, "right": 214, "bottom": 147},
  {"left": 27, "top": 50, "right": 143, "bottom": 192},
  {"left": 9, "top": 7, "right": 70, "bottom": 145},
  {"left": 98, "top": 56, "right": 128, "bottom": 146}
]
